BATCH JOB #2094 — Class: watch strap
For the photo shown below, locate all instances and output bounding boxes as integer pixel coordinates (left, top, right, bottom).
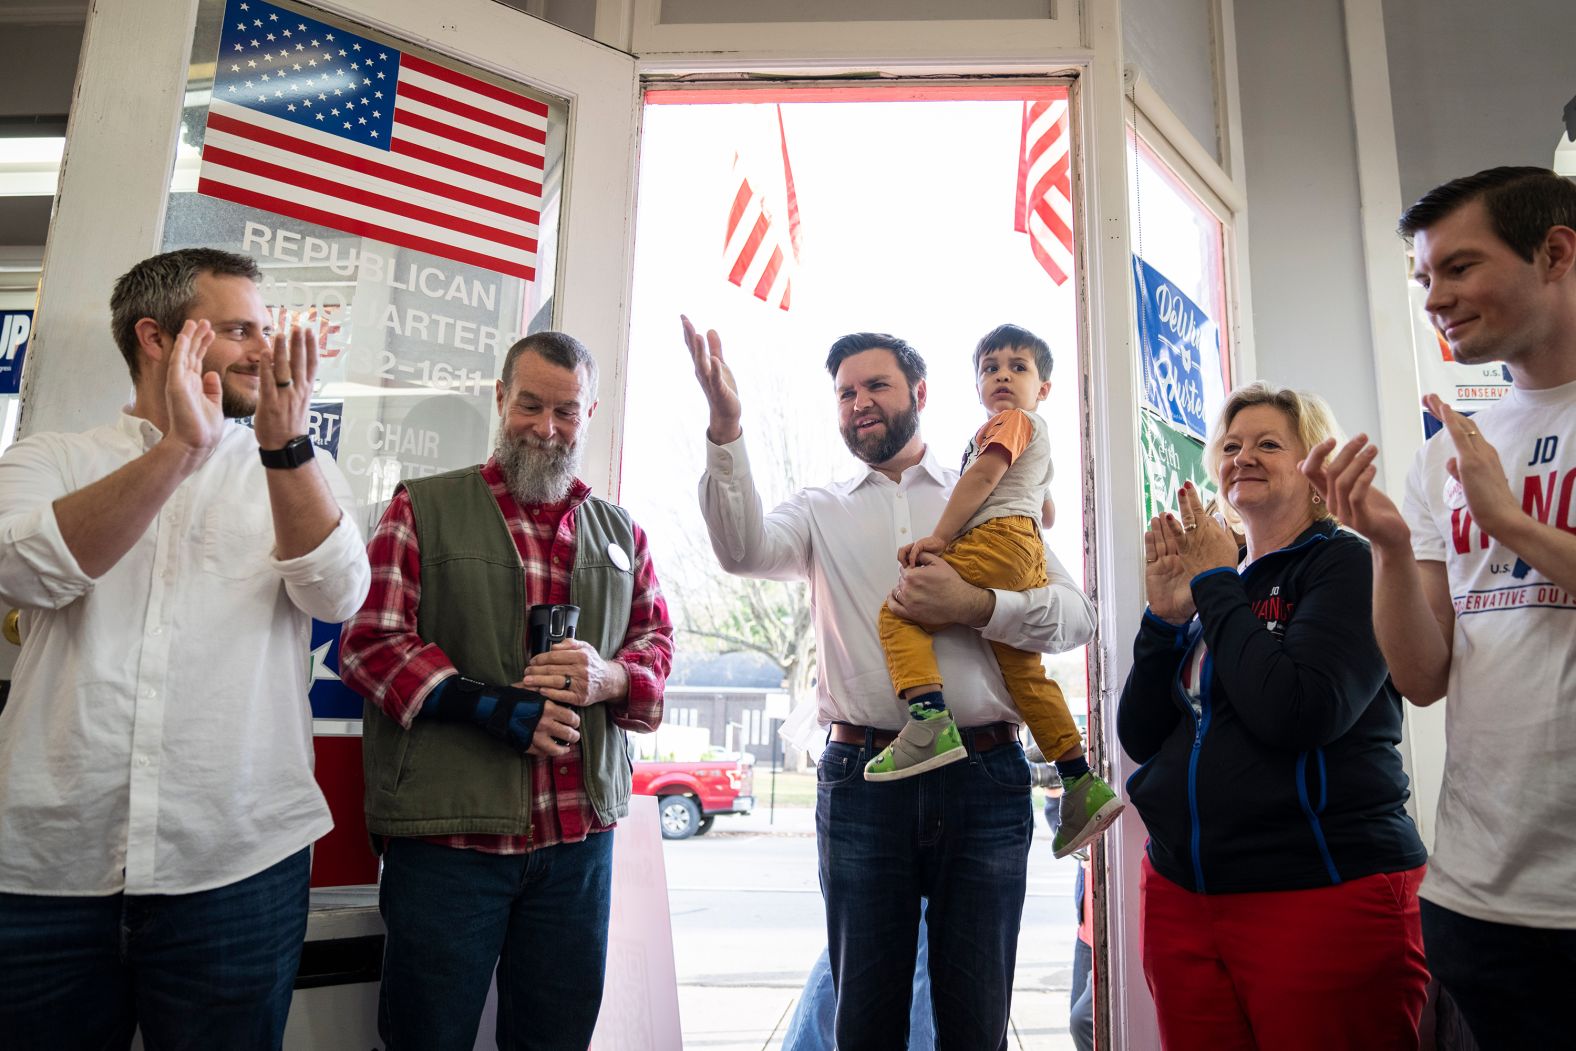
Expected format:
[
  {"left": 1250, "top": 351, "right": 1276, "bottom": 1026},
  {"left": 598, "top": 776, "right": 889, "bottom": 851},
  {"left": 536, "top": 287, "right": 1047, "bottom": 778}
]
[{"left": 258, "top": 435, "right": 314, "bottom": 469}]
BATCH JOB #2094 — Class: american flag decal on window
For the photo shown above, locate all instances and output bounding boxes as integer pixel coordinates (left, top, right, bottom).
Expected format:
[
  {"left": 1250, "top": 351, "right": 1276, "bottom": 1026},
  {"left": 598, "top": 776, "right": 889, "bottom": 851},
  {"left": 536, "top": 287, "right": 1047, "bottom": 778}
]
[{"left": 201, "top": 0, "right": 547, "bottom": 281}]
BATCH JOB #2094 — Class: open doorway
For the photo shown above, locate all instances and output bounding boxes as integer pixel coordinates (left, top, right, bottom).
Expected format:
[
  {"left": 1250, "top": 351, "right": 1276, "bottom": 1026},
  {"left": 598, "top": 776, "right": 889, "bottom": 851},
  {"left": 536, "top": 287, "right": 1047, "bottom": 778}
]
[{"left": 620, "top": 83, "right": 1091, "bottom": 1050}]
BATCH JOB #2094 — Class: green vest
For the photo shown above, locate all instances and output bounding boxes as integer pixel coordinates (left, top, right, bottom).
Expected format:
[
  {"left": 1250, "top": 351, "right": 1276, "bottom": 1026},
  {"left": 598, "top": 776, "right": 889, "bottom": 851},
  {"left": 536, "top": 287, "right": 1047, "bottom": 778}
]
[{"left": 362, "top": 466, "right": 638, "bottom": 839}]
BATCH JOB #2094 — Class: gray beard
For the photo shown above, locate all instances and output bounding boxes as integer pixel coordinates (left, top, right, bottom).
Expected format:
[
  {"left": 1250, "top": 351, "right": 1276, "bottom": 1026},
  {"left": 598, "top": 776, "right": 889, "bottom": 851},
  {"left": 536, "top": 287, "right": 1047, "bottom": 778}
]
[{"left": 495, "top": 429, "right": 581, "bottom": 505}]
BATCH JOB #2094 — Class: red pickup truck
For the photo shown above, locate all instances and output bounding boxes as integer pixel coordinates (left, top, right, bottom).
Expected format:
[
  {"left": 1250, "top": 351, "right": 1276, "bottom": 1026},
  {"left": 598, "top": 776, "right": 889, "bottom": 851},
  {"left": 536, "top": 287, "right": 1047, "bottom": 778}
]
[{"left": 632, "top": 754, "right": 755, "bottom": 840}]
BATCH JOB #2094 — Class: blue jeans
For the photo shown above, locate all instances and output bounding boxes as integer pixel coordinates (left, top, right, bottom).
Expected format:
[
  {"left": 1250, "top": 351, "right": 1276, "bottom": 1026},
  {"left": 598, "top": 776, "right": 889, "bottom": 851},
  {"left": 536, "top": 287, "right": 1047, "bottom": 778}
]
[
  {"left": 0, "top": 847, "right": 310, "bottom": 1051},
  {"left": 816, "top": 738, "right": 1033, "bottom": 1051},
  {"left": 377, "top": 832, "right": 615, "bottom": 1051},
  {"left": 782, "top": 903, "right": 936, "bottom": 1051},
  {"left": 1069, "top": 936, "right": 1094, "bottom": 1051},
  {"left": 1421, "top": 898, "right": 1576, "bottom": 1051},
  {"left": 1069, "top": 862, "right": 1094, "bottom": 1051}
]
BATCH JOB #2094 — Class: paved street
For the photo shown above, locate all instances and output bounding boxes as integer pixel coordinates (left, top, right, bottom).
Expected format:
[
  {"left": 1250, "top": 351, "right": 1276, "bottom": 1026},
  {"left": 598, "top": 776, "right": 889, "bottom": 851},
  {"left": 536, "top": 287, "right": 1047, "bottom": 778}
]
[{"left": 663, "top": 805, "right": 1082, "bottom": 1050}]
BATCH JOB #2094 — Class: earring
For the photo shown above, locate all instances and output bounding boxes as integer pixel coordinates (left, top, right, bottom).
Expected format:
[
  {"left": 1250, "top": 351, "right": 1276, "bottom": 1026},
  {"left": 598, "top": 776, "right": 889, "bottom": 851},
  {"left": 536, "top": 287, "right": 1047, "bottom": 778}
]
[{"left": 1311, "top": 492, "right": 1324, "bottom": 505}]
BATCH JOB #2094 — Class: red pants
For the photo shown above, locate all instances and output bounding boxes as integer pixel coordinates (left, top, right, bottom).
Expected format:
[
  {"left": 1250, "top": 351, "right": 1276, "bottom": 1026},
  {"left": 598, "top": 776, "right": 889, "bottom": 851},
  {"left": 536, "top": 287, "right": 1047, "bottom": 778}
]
[{"left": 1139, "top": 856, "right": 1429, "bottom": 1051}]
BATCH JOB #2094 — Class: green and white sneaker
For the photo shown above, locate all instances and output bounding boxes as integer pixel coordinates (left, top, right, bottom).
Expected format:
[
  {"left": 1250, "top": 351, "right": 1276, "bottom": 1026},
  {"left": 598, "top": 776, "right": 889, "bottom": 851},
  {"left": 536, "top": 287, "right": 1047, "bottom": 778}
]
[
  {"left": 864, "top": 707, "right": 967, "bottom": 782},
  {"left": 1051, "top": 772, "right": 1125, "bottom": 858}
]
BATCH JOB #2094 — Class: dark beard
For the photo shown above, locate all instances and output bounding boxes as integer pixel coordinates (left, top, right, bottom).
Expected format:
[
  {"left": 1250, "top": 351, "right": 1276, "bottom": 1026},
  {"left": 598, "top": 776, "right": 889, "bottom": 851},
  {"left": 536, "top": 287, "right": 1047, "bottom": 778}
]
[
  {"left": 840, "top": 400, "right": 919, "bottom": 465},
  {"left": 495, "top": 429, "right": 580, "bottom": 505},
  {"left": 216, "top": 366, "right": 258, "bottom": 419},
  {"left": 221, "top": 387, "right": 255, "bottom": 420}
]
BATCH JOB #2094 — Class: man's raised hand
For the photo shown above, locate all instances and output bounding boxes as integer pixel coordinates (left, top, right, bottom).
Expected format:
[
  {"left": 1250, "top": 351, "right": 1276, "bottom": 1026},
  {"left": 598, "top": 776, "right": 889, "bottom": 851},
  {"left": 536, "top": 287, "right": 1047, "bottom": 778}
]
[
  {"left": 681, "top": 315, "right": 742, "bottom": 444},
  {"left": 1301, "top": 434, "right": 1410, "bottom": 551},
  {"left": 163, "top": 319, "right": 225, "bottom": 463},
  {"left": 253, "top": 312, "right": 318, "bottom": 452}
]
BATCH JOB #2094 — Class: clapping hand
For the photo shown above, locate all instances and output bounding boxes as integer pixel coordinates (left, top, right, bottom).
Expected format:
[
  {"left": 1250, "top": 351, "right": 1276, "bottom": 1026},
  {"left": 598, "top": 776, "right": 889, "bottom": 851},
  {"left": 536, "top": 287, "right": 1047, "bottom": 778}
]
[
  {"left": 1143, "top": 482, "right": 1238, "bottom": 623},
  {"left": 1301, "top": 433, "right": 1410, "bottom": 550},
  {"left": 163, "top": 319, "right": 224, "bottom": 462},
  {"left": 1425, "top": 394, "right": 1519, "bottom": 537},
  {"left": 252, "top": 312, "right": 319, "bottom": 452},
  {"left": 1142, "top": 513, "right": 1196, "bottom": 624}
]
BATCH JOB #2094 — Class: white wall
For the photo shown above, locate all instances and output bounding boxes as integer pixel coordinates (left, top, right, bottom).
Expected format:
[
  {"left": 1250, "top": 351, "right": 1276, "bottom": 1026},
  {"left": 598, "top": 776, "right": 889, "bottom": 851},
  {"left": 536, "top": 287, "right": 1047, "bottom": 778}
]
[
  {"left": 1122, "top": 0, "right": 1220, "bottom": 162},
  {"left": 1234, "top": 0, "right": 1382, "bottom": 442},
  {"left": 1383, "top": 0, "right": 1573, "bottom": 205}
]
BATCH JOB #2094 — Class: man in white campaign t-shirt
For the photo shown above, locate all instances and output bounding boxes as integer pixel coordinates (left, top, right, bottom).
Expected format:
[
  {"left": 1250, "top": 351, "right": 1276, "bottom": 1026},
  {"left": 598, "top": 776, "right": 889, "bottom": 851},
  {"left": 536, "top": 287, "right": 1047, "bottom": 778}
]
[{"left": 1305, "top": 166, "right": 1576, "bottom": 1051}]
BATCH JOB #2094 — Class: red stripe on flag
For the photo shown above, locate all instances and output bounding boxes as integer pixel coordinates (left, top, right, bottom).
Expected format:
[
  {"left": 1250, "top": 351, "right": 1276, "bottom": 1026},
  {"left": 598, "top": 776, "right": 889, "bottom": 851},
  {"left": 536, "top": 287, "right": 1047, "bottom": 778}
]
[
  {"left": 1014, "top": 102, "right": 1033, "bottom": 234},
  {"left": 202, "top": 145, "right": 538, "bottom": 254},
  {"left": 397, "top": 81, "right": 547, "bottom": 145},
  {"left": 205, "top": 112, "right": 540, "bottom": 225},
  {"left": 1015, "top": 99, "right": 1074, "bottom": 287},
  {"left": 389, "top": 138, "right": 543, "bottom": 198},
  {"left": 393, "top": 106, "right": 546, "bottom": 170},
  {"left": 726, "top": 179, "right": 753, "bottom": 245},
  {"left": 753, "top": 245, "right": 785, "bottom": 302},
  {"left": 728, "top": 212, "right": 770, "bottom": 286},
  {"left": 1033, "top": 198, "right": 1075, "bottom": 253},
  {"left": 400, "top": 54, "right": 551, "bottom": 119},
  {"left": 779, "top": 280, "right": 792, "bottom": 312},
  {"left": 776, "top": 106, "right": 803, "bottom": 262},
  {"left": 1030, "top": 237, "right": 1069, "bottom": 286},
  {"left": 198, "top": 178, "right": 535, "bottom": 280}
]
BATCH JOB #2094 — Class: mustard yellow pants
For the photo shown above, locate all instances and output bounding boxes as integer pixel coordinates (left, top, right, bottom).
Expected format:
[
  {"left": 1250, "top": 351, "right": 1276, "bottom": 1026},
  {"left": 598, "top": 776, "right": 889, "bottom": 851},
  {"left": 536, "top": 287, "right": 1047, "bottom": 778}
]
[{"left": 879, "top": 514, "right": 1083, "bottom": 759}]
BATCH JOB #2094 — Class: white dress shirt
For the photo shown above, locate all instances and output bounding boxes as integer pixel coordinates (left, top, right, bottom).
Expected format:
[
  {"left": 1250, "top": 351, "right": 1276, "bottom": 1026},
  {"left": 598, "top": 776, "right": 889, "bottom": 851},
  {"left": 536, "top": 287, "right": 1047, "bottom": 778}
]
[
  {"left": 0, "top": 415, "right": 370, "bottom": 896},
  {"left": 700, "top": 435, "right": 1095, "bottom": 732}
]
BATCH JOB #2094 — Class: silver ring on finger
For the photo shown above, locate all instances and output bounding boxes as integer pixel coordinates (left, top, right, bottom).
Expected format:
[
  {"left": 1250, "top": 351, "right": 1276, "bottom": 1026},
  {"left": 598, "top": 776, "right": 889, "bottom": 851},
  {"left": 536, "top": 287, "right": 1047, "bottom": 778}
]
[
  {"left": 562, "top": 674, "right": 572, "bottom": 692},
  {"left": 275, "top": 378, "right": 293, "bottom": 388},
  {"left": 1183, "top": 523, "right": 1199, "bottom": 533}
]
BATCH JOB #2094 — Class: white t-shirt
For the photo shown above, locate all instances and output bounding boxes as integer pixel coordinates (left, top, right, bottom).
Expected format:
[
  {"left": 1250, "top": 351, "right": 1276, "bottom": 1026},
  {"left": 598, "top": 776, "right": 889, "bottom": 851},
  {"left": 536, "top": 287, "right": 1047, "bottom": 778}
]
[{"left": 1403, "top": 378, "right": 1576, "bottom": 929}]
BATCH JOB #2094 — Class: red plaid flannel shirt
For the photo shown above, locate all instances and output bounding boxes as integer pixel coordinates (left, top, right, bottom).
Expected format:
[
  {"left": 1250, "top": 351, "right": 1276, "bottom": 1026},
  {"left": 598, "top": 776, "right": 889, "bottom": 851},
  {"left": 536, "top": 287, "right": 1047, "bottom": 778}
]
[{"left": 339, "top": 460, "right": 672, "bottom": 854}]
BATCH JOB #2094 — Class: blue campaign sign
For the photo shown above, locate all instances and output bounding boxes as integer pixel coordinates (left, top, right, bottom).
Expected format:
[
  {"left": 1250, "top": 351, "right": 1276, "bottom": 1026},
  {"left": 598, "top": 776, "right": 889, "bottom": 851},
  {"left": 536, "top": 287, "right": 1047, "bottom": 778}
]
[
  {"left": 236, "top": 400, "right": 344, "bottom": 457},
  {"left": 308, "top": 616, "right": 365, "bottom": 720},
  {"left": 1133, "top": 256, "right": 1217, "bottom": 440},
  {"left": 0, "top": 310, "right": 33, "bottom": 395}
]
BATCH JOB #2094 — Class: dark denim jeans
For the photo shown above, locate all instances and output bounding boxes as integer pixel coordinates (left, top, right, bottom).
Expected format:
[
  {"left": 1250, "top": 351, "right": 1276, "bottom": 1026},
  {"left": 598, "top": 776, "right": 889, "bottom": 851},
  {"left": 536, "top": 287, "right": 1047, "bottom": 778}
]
[
  {"left": 817, "top": 738, "right": 1033, "bottom": 1051},
  {"left": 377, "top": 832, "right": 615, "bottom": 1051},
  {"left": 0, "top": 847, "right": 310, "bottom": 1051},
  {"left": 782, "top": 902, "right": 936, "bottom": 1051},
  {"left": 1421, "top": 898, "right": 1576, "bottom": 1051}
]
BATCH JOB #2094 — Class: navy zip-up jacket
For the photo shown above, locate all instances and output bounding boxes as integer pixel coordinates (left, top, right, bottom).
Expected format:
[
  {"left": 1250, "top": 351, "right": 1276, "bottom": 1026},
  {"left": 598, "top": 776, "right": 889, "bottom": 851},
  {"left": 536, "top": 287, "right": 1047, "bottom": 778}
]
[{"left": 1118, "top": 520, "right": 1426, "bottom": 895}]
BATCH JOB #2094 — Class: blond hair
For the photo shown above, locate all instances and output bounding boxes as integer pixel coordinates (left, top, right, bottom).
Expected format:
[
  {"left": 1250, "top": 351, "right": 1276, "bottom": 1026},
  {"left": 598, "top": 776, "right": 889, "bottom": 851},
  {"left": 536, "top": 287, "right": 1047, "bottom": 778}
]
[{"left": 1204, "top": 382, "right": 1343, "bottom": 521}]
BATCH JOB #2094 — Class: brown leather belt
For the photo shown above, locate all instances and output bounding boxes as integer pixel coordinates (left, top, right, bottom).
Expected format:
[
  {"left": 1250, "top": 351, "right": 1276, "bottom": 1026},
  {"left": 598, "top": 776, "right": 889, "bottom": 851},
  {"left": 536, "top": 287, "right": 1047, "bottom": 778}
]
[{"left": 828, "top": 720, "right": 1020, "bottom": 754}]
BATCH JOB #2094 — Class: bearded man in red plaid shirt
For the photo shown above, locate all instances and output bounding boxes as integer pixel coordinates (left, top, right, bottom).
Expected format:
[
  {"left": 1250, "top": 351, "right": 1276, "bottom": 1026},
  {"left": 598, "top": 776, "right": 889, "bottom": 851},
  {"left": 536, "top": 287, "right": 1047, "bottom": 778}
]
[{"left": 339, "top": 331, "right": 673, "bottom": 1051}]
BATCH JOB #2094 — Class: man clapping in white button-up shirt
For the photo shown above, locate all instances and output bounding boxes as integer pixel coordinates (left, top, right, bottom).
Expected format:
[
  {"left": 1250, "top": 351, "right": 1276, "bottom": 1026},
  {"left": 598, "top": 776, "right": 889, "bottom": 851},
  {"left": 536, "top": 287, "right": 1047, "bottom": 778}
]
[{"left": 0, "top": 248, "right": 369, "bottom": 1051}]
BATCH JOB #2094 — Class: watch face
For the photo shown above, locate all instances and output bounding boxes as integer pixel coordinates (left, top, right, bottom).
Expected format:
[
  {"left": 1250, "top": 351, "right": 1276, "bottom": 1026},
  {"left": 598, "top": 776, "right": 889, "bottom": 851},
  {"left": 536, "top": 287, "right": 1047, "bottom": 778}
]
[{"left": 261, "top": 435, "right": 315, "bottom": 468}]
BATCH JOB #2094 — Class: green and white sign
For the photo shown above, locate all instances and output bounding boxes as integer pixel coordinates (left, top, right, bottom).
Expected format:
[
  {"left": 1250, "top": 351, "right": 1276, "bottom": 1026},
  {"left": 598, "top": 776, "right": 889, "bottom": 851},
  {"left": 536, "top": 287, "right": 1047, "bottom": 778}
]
[{"left": 1139, "top": 409, "right": 1217, "bottom": 522}]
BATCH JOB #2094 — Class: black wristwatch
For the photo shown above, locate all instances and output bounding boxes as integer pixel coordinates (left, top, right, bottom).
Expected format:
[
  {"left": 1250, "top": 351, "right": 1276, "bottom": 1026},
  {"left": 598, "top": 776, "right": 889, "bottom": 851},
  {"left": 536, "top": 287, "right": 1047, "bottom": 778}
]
[{"left": 258, "top": 435, "right": 315, "bottom": 470}]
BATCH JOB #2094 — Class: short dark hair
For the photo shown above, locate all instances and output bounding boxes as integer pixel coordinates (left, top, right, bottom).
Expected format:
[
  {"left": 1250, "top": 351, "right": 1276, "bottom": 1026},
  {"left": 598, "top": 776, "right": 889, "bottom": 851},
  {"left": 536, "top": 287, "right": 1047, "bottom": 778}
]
[
  {"left": 110, "top": 248, "right": 261, "bottom": 380},
  {"left": 500, "top": 331, "right": 598, "bottom": 398},
  {"left": 1398, "top": 166, "right": 1576, "bottom": 261},
  {"left": 824, "top": 332, "right": 926, "bottom": 390},
  {"left": 973, "top": 323, "right": 1053, "bottom": 381}
]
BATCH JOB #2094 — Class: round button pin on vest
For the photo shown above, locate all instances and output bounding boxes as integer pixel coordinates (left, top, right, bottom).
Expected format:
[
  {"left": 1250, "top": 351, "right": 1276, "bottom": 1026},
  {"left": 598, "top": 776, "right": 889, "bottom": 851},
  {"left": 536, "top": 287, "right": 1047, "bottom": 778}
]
[{"left": 606, "top": 542, "right": 631, "bottom": 571}]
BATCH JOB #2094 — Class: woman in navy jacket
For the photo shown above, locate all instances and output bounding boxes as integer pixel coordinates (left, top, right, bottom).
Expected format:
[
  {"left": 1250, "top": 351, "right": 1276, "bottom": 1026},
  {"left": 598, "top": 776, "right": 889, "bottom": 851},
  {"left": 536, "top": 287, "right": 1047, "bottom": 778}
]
[{"left": 1119, "top": 383, "right": 1428, "bottom": 1051}]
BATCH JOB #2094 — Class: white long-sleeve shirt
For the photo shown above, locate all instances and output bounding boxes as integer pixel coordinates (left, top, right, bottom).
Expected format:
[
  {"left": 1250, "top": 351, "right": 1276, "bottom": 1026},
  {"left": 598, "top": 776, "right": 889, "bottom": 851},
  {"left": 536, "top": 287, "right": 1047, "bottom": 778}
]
[
  {"left": 700, "top": 435, "right": 1095, "bottom": 731},
  {"left": 0, "top": 415, "right": 370, "bottom": 896}
]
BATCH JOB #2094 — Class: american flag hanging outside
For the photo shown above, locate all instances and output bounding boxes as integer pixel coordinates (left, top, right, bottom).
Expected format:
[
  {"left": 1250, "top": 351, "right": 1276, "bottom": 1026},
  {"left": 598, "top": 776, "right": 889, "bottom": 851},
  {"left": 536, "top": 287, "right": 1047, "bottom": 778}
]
[
  {"left": 723, "top": 105, "right": 801, "bottom": 312},
  {"left": 201, "top": 0, "right": 545, "bottom": 281},
  {"left": 1015, "top": 98, "right": 1075, "bottom": 286}
]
